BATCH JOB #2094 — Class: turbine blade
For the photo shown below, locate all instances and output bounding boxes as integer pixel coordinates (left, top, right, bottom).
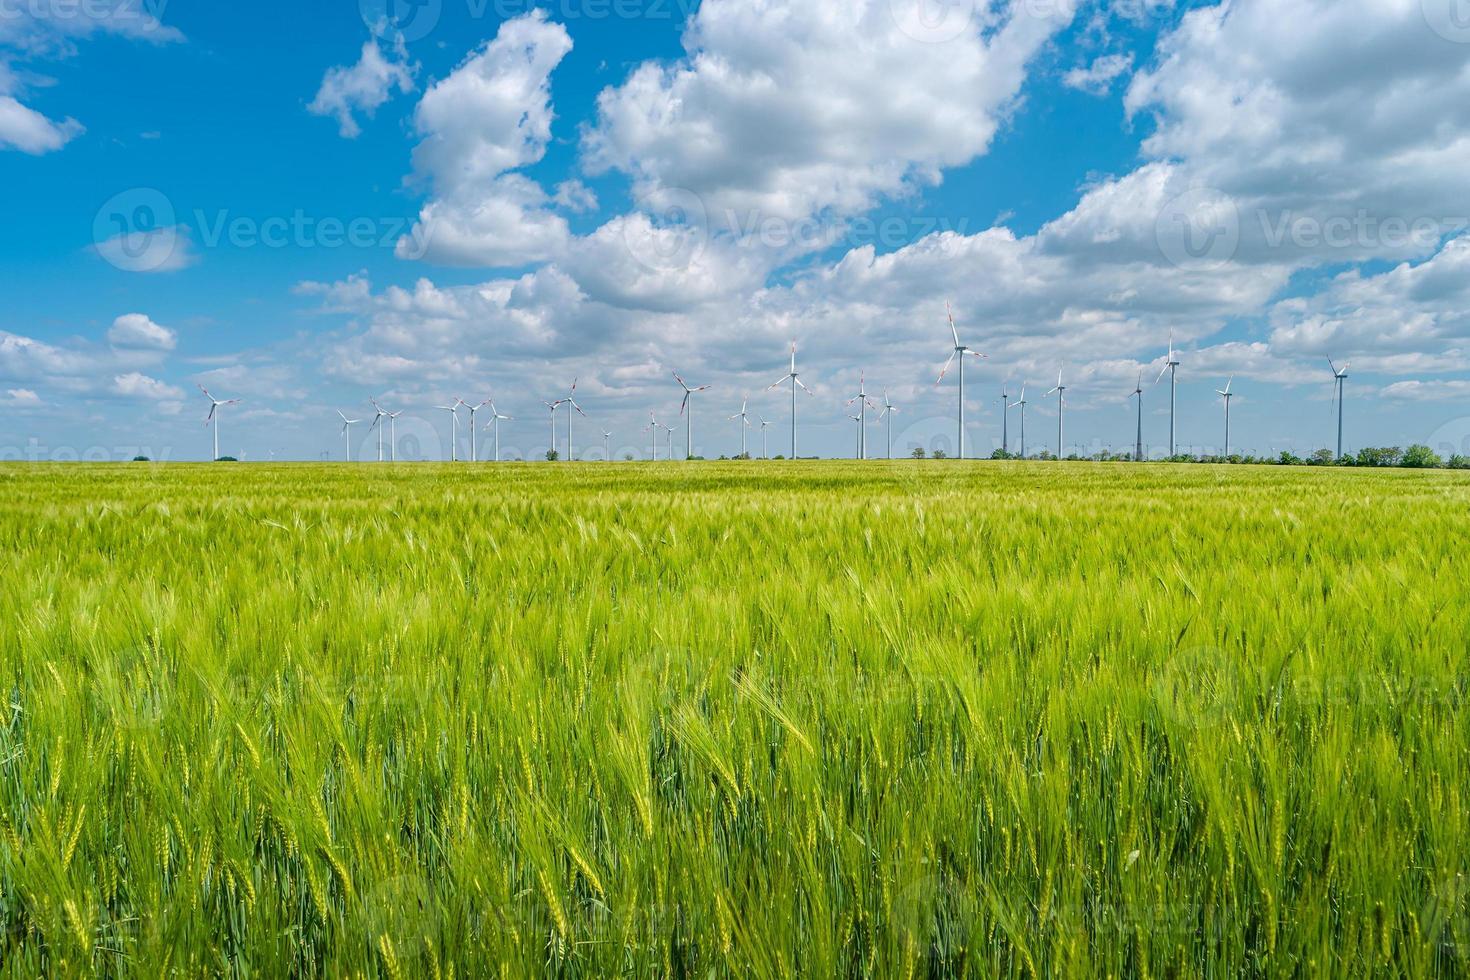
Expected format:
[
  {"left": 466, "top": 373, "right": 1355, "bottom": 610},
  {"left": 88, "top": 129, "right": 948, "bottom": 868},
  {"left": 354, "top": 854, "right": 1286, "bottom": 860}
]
[
  {"left": 936, "top": 351, "right": 957, "bottom": 386},
  {"left": 947, "top": 303, "right": 959, "bottom": 348}
]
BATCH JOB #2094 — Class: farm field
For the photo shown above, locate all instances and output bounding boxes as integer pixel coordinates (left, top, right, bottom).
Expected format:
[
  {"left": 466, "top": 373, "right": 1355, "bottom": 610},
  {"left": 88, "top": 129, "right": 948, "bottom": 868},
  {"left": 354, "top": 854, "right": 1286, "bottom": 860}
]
[{"left": 0, "top": 461, "right": 1467, "bottom": 977}]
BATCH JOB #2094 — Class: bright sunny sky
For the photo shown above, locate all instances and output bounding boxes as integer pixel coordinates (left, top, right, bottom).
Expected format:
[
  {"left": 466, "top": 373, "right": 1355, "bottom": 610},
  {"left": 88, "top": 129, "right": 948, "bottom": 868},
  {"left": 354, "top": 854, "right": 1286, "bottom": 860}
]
[{"left": 4, "top": 0, "right": 1470, "bottom": 461}]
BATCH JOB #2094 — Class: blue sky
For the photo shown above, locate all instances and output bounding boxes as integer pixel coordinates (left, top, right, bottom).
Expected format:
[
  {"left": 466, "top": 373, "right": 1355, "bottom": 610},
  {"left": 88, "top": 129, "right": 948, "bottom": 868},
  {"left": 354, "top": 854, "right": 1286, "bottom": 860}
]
[{"left": 4, "top": 0, "right": 1470, "bottom": 462}]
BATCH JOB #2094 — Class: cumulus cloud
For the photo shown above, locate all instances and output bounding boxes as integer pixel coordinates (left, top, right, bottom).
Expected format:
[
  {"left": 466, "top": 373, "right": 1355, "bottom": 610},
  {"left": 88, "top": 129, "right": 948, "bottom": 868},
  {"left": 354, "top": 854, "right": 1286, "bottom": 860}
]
[
  {"left": 90, "top": 224, "right": 198, "bottom": 273},
  {"left": 1063, "top": 53, "right": 1133, "bottom": 94},
  {"left": 107, "top": 313, "right": 177, "bottom": 351},
  {"left": 1380, "top": 380, "right": 1470, "bottom": 403},
  {"left": 308, "top": 36, "right": 415, "bottom": 138},
  {"left": 0, "top": 94, "right": 83, "bottom": 153},
  {"left": 398, "top": 12, "right": 575, "bottom": 267},
  {"left": 112, "top": 371, "right": 184, "bottom": 402},
  {"left": 1, "top": 2, "right": 180, "bottom": 155},
  {"left": 584, "top": 0, "right": 1078, "bottom": 225}
]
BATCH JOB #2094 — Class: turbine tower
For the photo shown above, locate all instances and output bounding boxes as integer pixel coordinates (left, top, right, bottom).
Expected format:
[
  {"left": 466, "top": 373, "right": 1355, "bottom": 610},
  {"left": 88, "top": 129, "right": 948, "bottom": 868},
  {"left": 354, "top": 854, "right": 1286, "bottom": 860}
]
[
  {"left": 563, "top": 380, "right": 587, "bottom": 462},
  {"left": 936, "top": 303, "right": 987, "bottom": 460},
  {"left": 878, "top": 390, "right": 900, "bottom": 460},
  {"left": 1009, "top": 385, "right": 1026, "bottom": 459},
  {"left": 1216, "top": 377, "right": 1235, "bottom": 457},
  {"left": 485, "top": 402, "right": 513, "bottom": 462},
  {"left": 465, "top": 399, "right": 492, "bottom": 463},
  {"left": 847, "top": 413, "right": 865, "bottom": 459},
  {"left": 758, "top": 417, "right": 774, "bottom": 459},
  {"left": 644, "top": 412, "right": 659, "bottom": 461},
  {"left": 1047, "top": 371, "right": 1067, "bottom": 459},
  {"left": 437, "top": 400, "right": 464, "bottom": 462},
  {"left": 198, "top": 385, "right": 241, "bottom": 462},
  {"left": 1156, "top": 331, "right": 1181, "bottom": 456},
  {"left": 845, "top": 372, "right": 878, "bottom": 460},
  {"left": 1001, "top": 384, "right": 1011, "bottom": 456},
  {"left": 1130, "top": 372, "right": 1144, "bottom": 462},
  {"left": 728, "top": 396, "right": 753, "bottom": 458},
  {"left": 369, "top": 399, "right": 389, "bottom": 462},
  {"left": 674, "top": 372, "right": 711, "bottom": 460},
  {"left": 602, "top": 429, "right": 613, "bottom": 460},
  {"left": 387, "top": 409, "right": 403, "bottom": 461},
  {"left": 337, "top": 410, "right": 361, "bottom": 462},
  {"left": 1329, "top": 358, "right": 1350, "bottom": 459},
  {"left": 542, "top": 400, "right": 564, "bottom": 460},
  {"left": 769, "top": 342, "right": 813, "bottom": 459}
]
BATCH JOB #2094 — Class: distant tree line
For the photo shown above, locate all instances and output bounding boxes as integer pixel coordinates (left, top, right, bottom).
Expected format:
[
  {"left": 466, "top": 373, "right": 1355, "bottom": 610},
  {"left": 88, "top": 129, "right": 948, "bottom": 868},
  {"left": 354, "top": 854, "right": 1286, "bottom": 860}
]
[{"left": 980, "top": 446, "right": 1469, "bottom": 469}]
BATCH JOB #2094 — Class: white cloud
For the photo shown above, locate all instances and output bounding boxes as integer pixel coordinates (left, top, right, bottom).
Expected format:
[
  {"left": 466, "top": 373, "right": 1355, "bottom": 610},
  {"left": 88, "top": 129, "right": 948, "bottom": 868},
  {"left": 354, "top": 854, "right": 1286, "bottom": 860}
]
[
  {"left": 107, "top": 313, "right": 177, "bottom": 351},
  {"left": 398, "top": 12, "right": 574, "bottom": 267},
  {"left": 1380, "top": 380, "right": 1470, "bottom": 403},
  {"left": 1, "top": 2, "right": 180, "bottom": 155},
  {"left": 308, "top": 36, "right": 415, "bottom": 139},
  {"left": 112, "top": 371, "right": 184, "bottom": 402},
  {"left": 1119, "top": 0, "right": 1470, "bottom": 266},
  {"left": 0, "top": 93, "right": 82, "bottom": 153},
  {"left": 584, "top": 0, "right": 1077, "bottom": 225},
  {"left": 1063, "top": 53, "right": 1133, "bottom": 94},
  {"left": 90, "top": 224, "right": 198, "bottom": 273},
  {"left": 1, "top": 388, "right": 41, "bottom": 408}
]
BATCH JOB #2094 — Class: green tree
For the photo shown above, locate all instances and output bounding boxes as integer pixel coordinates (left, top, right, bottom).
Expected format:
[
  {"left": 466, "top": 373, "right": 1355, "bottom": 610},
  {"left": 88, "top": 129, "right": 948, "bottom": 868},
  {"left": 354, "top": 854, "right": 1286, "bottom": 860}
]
[
  {"left": 1401, "top": 445, "right": 1442, "bottom": 469},
  {"left": 910, "top": 447, "right": 926, "bottom": 459}
]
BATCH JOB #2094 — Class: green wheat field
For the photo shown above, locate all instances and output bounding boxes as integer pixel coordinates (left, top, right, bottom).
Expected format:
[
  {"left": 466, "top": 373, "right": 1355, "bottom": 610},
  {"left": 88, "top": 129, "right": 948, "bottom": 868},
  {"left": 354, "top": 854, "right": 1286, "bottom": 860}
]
[{"left": 1, "top": 462, "right": 1466, "bottom": 977}]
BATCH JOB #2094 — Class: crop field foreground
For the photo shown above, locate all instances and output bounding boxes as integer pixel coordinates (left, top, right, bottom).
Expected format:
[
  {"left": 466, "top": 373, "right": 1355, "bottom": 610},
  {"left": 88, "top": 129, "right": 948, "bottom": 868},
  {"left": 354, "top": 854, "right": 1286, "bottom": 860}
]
[{"left": 0, "top": 461, "right": 1467, "bottom": 978}]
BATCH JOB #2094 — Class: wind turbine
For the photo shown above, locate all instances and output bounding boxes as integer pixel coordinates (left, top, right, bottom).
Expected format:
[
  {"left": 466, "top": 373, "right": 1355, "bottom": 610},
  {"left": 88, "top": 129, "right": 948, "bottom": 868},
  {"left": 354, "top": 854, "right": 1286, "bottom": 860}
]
[
  {"left": 769, "top": 342, "right": 813, "bottom": 459},
  {"left": 658, "top": 420, "right": 675, "bottom": 460},
  {"left": 1156, "top": 331, "right": 1181, "bottom": 456},
  {"left": 484, "top": 401, "right": 513, "bottom": 462},
  {"left": 1130, "top": 372, "right": 1144, "bottom": 462},
  {"left": 847, "top": 413, "right": 866, "bottom": 459},
  {"left": 464, "top": 399, "right": 492, "bottom": 463},
  {"left": 542, "top": 400, "right": 564, "bottom": 460},
  {"left": 437, "top": 400, "right": 464, "bottom": 462},
  {"left": 602, "top": 429, "right": 613, "bottom": 460},
  {"left": 1046, "top": 371, "right": 1067, "bottom": 459},
  {"left": 387, "top": 410, "right": 403, "bottom": 461},
  {"left": 674, "top": 372, "right": 711, "bottom": 460},
  {"left": 1216, "top": 377, "right": 1235, "bottom": 457},
  {"left": 758, "top": 416, "right": 774, "bottom": 459},
  {"left": 369, "top": 399, "right": 389, "bottom": 462},
  {"left": 728, "top": 396, "right": 753, "bottom": 458},
  {"left": 1328, "top": 358, "right": 1350, "bottom": 459},
  {"left": 878, "top": 389, "right": 900, "bottom": 460},
  {"left": 563, "top": 380, "right": 587, "bottom": 462},
  {"left": 1001, "top": 384, "right": 1011, "bottom": 456},
  {"left": 936, "top": 303, "right": 988, "bottom": 460},
  {"left": 845, "top": 372, "right": 879, "bottom": 460},
  {"left": 198, "top": 385, "right": 241, "bottom": 462},
  {"left": 1009, "top": 385, "right": 1027, "bottom": 459},
  {"left": 337, "top": 410, "right": 362, "bottom": 462},
  {"left": 644, "top": 412, "right": 659, "bottom": 461}
]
